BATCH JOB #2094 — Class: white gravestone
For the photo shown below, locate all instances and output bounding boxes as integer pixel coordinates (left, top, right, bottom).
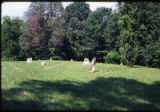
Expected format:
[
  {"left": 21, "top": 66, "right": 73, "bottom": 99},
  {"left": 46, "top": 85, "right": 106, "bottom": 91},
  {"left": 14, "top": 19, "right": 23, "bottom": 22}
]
[
  {"left": 50, "top": 58, "right": 52, "bottom": 61},
  {"left": 41, "top": 61, "right": 45, "bottom": 66},
  {"left": 27, "top": 58, "right": 32, "bottom": 63},
  {"left": 83, "top": 58, "right": 90, "bottom": 65},
  {"left": 82, "top": 58, "right": 90, "bottom": 70},
  {"left": 89, "top": 57, "right": 96, "bottom": 72},
  {"left": 71, "top": 59, "right": 73, "bottom": 62}
]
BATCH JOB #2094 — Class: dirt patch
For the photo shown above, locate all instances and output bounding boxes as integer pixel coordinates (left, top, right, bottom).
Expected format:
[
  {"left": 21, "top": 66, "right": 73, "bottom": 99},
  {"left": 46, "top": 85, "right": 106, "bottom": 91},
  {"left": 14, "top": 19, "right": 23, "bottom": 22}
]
[{"left": 19, "top": 91, "right": 29, "bottom": 96}]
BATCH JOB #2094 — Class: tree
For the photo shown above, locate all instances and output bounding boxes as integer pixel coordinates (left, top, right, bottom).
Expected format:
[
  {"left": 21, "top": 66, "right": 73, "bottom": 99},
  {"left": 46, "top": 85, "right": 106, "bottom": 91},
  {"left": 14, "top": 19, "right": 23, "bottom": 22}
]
[
  {"left": 21, "top": 2, "right": 67, "bottom": 59},
  {"left": 47, "top": 16, "right": 66, "bottom": 59},
  {"left": 65, "top": 2, "right": 92, "bottom": 60},
  {"left": 46, "top": 2, "right": 67, "bottom": 60},
  {"left": 133, "top": 2, "right": 160, "bottom": 67},
  {"left": 103, "top": 12, "right": 120, "bottom": 53},
  {"left": 2, "top": 16, "right": 25, "bottom": 60},
  {"left": 19, "top": 14, "right": 46, "bottom": 59},
  {"left": 66, "top": 17, "right": 86, "bottom": 60},
  {"left": 118, "top": 2, "right": 138, "bottom": 67},
  {"left": 65, "top": 2, "right": 90, "bottom": 22},
  {"left": 24, "top": 2, "right": 46, "bottom": 19},
  {"left": 86, "top": 7, "right": 112, "bottom": 61}
]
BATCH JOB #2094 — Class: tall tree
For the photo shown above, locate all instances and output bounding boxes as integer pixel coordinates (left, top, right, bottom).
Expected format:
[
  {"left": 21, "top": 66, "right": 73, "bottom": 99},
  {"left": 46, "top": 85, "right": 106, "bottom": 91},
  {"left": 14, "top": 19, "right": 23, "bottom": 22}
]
[
  {"left": 118, "top": 2, "right": 138, "bottom": 67},
  {"left": 65, "top": 2, "right": 91, "bottom": 60},
  {"left": 46, "top": 2, "right": 67, "bottom": 59},
  {"left": 103, "top": 12, "right": 120, "bottom": 53},
  {"left": 65, "top": 2, "right": 90, "bottom": 22},
  {"left": 134, "top": 2, "right": 160, "bottom": 67},
  {"left": 86, "top": 8, "right": 112, "bottom": 61},
  {"left": 19, "top": 14, "right": 46, "bottom": 59},
  {"left": 2, "top": 16, "right": 25, "bottom": 60},
  {"left": 21, "top": 2, "right": 66, "bottom": 59}
]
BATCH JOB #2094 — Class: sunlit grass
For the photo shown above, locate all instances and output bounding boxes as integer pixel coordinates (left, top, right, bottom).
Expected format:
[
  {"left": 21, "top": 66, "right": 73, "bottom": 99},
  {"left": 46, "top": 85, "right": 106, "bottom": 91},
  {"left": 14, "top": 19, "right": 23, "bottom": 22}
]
[{"left": 2, "top": 60, "right": 160, "bottom": 111}]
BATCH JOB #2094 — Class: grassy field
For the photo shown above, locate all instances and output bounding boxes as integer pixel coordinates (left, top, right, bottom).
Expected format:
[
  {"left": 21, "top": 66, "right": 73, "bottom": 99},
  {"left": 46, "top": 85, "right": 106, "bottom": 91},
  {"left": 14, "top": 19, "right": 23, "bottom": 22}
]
[{"left": 1, "top": 60, "right": 160, "bottom": 111}]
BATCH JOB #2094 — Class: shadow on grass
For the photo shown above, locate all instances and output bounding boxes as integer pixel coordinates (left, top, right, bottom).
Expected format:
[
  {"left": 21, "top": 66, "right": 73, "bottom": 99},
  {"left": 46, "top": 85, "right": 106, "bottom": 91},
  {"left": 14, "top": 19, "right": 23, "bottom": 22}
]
[{"left": 2, "top": 77, "right": 160, "bottom": 111}]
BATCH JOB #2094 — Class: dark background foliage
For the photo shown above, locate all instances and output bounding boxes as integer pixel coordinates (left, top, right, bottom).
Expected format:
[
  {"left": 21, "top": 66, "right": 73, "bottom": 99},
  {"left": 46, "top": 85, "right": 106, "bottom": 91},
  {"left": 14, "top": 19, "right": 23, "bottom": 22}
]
[{"left": 2, "top": 2, "right": 160, "bottom": 68}]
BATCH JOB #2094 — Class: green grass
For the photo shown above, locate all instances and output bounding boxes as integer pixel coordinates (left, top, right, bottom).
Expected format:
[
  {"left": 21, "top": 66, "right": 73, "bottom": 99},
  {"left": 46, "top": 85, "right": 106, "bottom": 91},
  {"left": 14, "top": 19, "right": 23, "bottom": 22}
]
[{"left": 1, "top": 60, "right": 160, "bottom": 111}]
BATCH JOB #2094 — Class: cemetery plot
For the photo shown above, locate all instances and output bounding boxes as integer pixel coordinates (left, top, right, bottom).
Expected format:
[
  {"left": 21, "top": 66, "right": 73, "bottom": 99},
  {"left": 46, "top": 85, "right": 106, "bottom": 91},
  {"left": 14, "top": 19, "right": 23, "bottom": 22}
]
[{"left": 1, "top": 60, "right": 160, "bottom": 111}]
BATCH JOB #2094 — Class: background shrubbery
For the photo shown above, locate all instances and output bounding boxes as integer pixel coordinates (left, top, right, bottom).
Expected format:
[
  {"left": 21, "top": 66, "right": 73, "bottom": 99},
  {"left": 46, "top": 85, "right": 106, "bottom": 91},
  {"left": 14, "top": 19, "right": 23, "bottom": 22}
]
[{"left": 104, "top": 51, "right": 120, "bottom": 64}]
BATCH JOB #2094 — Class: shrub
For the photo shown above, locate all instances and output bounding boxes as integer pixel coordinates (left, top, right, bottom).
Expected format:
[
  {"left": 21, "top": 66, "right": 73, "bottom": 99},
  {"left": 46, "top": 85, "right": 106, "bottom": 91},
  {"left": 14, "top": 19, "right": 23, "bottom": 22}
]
[{"left": 104, "top": 51, "right": 120, "bottom": 64}]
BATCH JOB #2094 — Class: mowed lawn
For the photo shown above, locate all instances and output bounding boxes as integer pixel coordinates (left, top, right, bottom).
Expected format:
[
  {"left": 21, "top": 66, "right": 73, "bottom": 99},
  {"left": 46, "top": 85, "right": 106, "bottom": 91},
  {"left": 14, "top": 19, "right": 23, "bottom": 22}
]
[{"left": 1, "top": 60, "right": 160, "bottom": 111}]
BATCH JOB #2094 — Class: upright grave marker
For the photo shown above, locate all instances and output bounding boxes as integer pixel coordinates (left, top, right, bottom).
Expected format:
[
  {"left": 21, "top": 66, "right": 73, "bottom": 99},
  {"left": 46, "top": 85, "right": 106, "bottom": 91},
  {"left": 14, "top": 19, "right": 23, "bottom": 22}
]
[
  {"left": 41, "top": 61, "right": 45, "bottom": 66},
  {"left": 27, "top": 58, "right": 32, "bottom": 63},
  {"left": 89, "top": 57, "right": 96, "bottom": 72},
  {"left": 82, "top": 58, "right": 90, "bottom": 70}
]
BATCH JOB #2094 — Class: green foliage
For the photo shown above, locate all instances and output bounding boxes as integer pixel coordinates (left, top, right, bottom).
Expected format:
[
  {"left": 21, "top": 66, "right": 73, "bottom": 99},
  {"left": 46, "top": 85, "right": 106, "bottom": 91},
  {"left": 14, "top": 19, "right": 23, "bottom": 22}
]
[
  {"left": 104, "top": 51, "right": 120, "bottom": 64},
  {"left": 118, "top": 3, "right": 138, "bottom": 67},
  {"left": 2, "top": 16, "right": 25, "bottom": 61},
  {"left": 133, "top": 2, "right": 160, "bottom": 68},
  {"left": 86, "top": 8, "right": 112, "bottom": 61},
  {"left": 2, "top": 2, "right": 160, "bottom": 68},
  {"left": 66, "top": 2, "right": 90, "bottom": 22},
  {"left": 103, "top": 13, "right": 120, "bottom": 52},
  {"left": 65, "top": 17, "right": 93, "bottom": 59}
]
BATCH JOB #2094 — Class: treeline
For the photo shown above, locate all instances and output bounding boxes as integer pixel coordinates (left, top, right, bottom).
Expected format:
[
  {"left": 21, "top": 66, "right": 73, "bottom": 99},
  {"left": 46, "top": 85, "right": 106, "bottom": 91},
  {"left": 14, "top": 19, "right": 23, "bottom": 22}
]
[{"left": 2, "top": 2, "right": 160, "bottom": 68}]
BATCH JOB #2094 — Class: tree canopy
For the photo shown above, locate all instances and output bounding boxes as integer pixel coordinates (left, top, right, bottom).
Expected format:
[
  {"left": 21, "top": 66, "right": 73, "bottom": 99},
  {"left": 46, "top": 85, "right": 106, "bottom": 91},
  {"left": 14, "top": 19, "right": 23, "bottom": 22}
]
[{"left": 2, "top": 2, "right": 160, "bottom": 68}]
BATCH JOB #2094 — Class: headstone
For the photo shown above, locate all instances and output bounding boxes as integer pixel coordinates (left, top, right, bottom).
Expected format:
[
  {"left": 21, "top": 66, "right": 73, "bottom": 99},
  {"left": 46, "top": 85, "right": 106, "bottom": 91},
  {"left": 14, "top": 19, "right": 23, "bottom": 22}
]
[
  {"left": 90, "top": 57, "right": 96, "bottom": 66},
  {"left": 41, "top": 61, "right": 45, "bottom": 66},
  {"left": 27, "top": 58, "right": 32, "bottom": 63},
  {"left": 83, "top": 58, "right": 90, "bottom": 65},
  {"left": 82, "top": 58, "right": 90, "bottom": 71},
  {"left": 50, "top": 58, "right": 52, "bottom": 61},
  {"left": 120, "top": 62, "right": 123, "bottom": 66},
  {"left": 27, "top": 58, "right": 29, "bottom": 63},
  {"left": 89, "top": 57, "right": 96, "bottom": 72},
  {"left": 71, "top": 59, "right": 73, "bottom": 62}
]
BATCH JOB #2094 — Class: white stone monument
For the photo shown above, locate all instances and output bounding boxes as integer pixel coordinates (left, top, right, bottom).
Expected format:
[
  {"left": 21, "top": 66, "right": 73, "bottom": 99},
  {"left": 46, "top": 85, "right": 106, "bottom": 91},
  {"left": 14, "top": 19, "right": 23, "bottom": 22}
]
[
  {"left": 82, "top": 58, "right": 90, "bottom": 70},
  {"left": 89, "top": 57, "right": 96, "bottom": 72},
  {"left": 50, "top": 58, "right": 52, "bottom": 61},
  {"left": 27, "top": 58, "right": 32, "bottom": 63},
  {"left": 41, "top": 61, "right": 45, "bottom": 66},
  {"left": 83, "top": 58, "right": 90, "bottom": 65}
]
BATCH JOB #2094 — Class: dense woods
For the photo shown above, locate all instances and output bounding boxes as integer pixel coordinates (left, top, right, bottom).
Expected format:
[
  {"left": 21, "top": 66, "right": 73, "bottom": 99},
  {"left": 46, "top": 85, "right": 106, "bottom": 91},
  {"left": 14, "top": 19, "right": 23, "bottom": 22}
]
[{"left": 2, "top": 2, "right": 160, "bottom": 68}]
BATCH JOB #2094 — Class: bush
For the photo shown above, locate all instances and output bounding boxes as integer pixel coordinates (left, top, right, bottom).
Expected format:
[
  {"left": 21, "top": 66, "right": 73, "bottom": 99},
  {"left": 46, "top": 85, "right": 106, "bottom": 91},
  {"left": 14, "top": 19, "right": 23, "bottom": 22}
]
[{"left": 104, "top": 51, "right": 120, "bottom": 64}]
